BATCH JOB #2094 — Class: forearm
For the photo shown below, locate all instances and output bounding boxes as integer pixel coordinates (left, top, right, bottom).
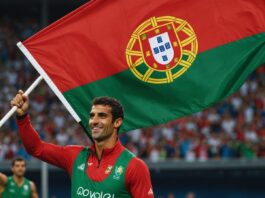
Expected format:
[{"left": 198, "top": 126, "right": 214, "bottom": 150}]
[
  {"left": 16, "top": 115, "right": 83, "bottom": 173},
  {"left": 17, "top": 115, "right": 68, "bottom": 169},
  {"left": 16, "top": 114, "right": 43, "bottom": 156}
]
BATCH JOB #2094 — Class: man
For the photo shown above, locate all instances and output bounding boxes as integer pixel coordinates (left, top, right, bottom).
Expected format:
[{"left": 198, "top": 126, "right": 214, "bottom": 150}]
[
  {"left": 11, "top": 90, "right": 154, "bottom": 197},
  {"left": 0, "top": 157, "right": 38, "bottom": 198}
]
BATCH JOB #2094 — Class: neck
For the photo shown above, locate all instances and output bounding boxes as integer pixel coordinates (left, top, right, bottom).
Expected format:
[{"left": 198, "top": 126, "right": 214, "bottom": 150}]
[
  {"left": 94, "top": 132, "right": 118, "bottom": 159},
  {"left": 13, "top": 175, "right": 24, "bottom": 185}
]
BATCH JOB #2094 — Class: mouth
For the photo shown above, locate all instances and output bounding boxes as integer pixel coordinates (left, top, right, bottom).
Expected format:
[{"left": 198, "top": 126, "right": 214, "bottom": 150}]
[
  {"left": 91, "top": 126, "right": 102, "bottom": 133},
  {"left": 17, "top": 171, "right": 24, "bottom": 175}
]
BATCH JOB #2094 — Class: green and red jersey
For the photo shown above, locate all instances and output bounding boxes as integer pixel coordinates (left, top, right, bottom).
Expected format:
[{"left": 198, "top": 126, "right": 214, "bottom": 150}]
[
  {"left": 71, "top": 148, "right": 133, "bottom": 197},
  {"left": 17, "top": 115, "right": 154, "bottom": 197}
]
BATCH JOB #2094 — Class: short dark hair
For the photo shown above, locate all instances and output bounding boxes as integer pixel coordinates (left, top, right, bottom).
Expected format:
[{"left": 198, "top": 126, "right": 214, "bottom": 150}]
[
  {"left": 11, "top": 157, "right": 26, "bottom": 167},
  {"left": 92, "top": 97, "right": 124, "bottom": 122}
]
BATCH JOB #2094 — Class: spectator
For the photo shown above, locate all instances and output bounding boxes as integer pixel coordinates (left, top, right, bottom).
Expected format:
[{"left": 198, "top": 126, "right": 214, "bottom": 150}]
[{"left": 0, "top": 17, "right": 265, "bottom": 162}]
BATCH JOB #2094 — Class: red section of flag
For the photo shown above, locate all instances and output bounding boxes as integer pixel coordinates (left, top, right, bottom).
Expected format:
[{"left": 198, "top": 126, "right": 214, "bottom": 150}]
[{"left": 23, "top": 0, "right": 265, "bottom": 92}]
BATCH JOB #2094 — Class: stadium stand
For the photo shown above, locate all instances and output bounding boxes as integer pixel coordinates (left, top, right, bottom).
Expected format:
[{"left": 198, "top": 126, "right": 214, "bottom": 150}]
[{"left": 1, "top": 1, "right": 265, "bottom": 197}]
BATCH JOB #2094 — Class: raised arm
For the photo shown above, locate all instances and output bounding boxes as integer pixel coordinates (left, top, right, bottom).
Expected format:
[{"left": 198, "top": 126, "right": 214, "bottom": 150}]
[
  {"left": 10, "top": 90, "right": 29, "bottom": 118},
  {"left": 11, "top": 90, "right": 83, "bottom": 174}
]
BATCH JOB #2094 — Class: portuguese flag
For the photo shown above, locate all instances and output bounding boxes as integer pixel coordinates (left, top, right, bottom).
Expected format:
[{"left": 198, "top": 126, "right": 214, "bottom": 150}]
[{"left": 18, "top": 0, "right": 265, "bottom": 136}]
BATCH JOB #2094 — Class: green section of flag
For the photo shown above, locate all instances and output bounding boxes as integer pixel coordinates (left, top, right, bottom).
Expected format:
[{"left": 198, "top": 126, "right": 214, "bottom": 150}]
[{"left": 63, "top": 33, "right": 265, "bottom": 135}]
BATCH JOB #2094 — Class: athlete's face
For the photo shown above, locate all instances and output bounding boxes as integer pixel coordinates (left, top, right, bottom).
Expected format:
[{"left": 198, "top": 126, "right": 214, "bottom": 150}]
[
  {"left": 11, "top": 161, "right": 26, "bottom": 177},
  {"left": 89, "top": 105, "right": 121, "bottom": 142}
]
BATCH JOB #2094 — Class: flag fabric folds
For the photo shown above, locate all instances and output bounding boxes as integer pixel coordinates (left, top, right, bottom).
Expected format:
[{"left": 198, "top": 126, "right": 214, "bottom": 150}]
[{"left": 19, "top": 0, "right": 265, "bottom": 135}]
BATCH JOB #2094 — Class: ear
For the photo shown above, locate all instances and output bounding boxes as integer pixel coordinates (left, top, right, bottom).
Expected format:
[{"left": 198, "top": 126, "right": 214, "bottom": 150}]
[{"left": 114, "top": 118, "right": 123, "bottom": 129}]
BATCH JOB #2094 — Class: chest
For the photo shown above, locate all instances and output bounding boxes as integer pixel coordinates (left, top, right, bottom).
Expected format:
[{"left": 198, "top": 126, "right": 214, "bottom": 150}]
[
  {"left": 73, "top": 156, "right": 127, "bottom": 190},
  {"left": 86, "top": 151, "right": 121, "bottom": 182},
  {"left": 3, "top": 181, "right": 31, "bottom": 198},
  {"left": 71, "top": 149, "right": 133, "bottom": 198}
]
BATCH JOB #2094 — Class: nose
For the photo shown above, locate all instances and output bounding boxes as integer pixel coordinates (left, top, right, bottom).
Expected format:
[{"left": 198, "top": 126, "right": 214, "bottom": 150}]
[{"left": 89, "top": 115, "right": 99, "bottom": 125}]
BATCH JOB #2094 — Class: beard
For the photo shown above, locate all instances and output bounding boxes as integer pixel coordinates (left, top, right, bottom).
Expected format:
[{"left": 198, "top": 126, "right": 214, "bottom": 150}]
[
  {"left": 14, "top": 171, "right": 25, "bottom": 177},
  {"left": 92, "top": 128, "right": 113, "bottom": 142}
]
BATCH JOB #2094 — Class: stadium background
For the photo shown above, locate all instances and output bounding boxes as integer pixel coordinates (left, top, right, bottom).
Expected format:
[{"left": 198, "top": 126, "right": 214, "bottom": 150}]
[{"left": 1, "top": 0, "right": 265, "bottom": 197}]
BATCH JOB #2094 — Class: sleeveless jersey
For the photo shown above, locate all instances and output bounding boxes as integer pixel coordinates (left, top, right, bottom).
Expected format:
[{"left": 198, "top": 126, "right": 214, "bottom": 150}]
[{"left": 1, "top": 176, "right": 31, "bottom": 198}]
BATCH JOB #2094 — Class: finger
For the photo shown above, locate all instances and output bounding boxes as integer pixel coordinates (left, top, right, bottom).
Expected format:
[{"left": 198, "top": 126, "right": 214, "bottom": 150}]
[
  {"left": 10, "top": 100, "right": 16, "bottom": 107},
  {"left": 17, "top": 91, "right": 25, "bottom": 102},
  {"left": 19, "top": 101, "right": 24, "bottom": 107},
  {"left": 12, "top": 97, "right": 23, "bottom": 108},
  {"left": 11, "top": 98, "right": 20, "bottom": 107},
  {"left": 18, "top": 90, "right": 24, "bottom": 95},
  {"left": 15, "top": 93, "right": 24, "bottom": 103},
  {"left": 22, "top": 94, "right": 28, "bottom": 102},
  {"left": 12, "top": 91, "right": 26, "bottom": 108}
]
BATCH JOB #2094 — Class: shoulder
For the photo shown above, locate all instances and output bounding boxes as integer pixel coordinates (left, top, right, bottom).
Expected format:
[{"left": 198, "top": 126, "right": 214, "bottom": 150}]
[
  {"left": 121, "top": 149, "right": 147, "bottom": 171},
  {"left": 29, "top": 181, "right": 35, "bottom": 187},
  {"left": 63, "top": 145, "right": 85, "bottom": 152},
  {"left": 29, "top": 181, "right": 37, "bottom": 191},
  {"left": 123, "top": 148, "right": 136, "bottom": 159},
  {"left": 127, "top": 156, "right": 149, "bottom": 171},
  {"left": 126, "top": 156, "right": 151, "bottom": 180},
  {"left": 61, "top": 145, "right": 86, "bottom": 158},
  {"left": 62, "top": 145, "right": 86, "bottom": 163}
]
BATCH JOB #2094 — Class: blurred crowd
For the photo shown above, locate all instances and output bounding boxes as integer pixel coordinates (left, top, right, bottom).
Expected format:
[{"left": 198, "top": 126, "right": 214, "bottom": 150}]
[
  {"left": 0, "top": 16, "right": 90, "bottom": 161},
  {"left": 1, "top": 17, "right": 265, "bottom": 162},
  {"left": 121, "top": 66, "right": 265, "bottom": 162}
]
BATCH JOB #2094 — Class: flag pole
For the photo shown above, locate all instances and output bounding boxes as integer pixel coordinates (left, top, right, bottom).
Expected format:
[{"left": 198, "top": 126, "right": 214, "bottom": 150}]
[
  {"left": 0, "top": 75, "right": 43, "bottom": 128},
  {"left": 16, "top": 42, "right": 81, "bottom": 123}
]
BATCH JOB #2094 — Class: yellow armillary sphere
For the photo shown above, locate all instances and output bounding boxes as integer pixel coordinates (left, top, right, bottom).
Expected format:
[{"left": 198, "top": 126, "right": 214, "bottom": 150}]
[{"left": 126, "top": 16, "right": 198, "bottom": 84}]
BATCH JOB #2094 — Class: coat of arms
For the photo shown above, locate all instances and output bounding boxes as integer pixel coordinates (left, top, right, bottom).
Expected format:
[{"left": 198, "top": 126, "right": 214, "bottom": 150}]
[{"left": 126, "top": 16, "right": 198, "bottom": 84}]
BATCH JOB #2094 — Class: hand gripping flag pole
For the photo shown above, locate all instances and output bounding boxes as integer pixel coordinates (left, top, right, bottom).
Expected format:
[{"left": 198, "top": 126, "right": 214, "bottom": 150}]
[
  {"left": 0, "top": 75, "right": 43, "bottom": 128},
  {"left": 0, "top": 41, "right": 82, "bottom": 129},
  {"left": 15, "top": 41, "right": 82, "bottom": 121}
]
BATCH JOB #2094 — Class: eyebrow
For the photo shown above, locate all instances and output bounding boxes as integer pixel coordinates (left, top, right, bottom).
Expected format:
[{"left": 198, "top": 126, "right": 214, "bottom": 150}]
[
  {"left": 89, "top": 112, "right": 108, "bottom": 117},
  {"left": 98, "top": 112, "right": 108, "bottom": 117}
]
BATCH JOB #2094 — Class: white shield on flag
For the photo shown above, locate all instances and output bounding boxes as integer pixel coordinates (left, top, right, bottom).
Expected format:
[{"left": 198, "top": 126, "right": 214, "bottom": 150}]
[{"left": 148, "top": 32, "right": 174, "bottom": 65}]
